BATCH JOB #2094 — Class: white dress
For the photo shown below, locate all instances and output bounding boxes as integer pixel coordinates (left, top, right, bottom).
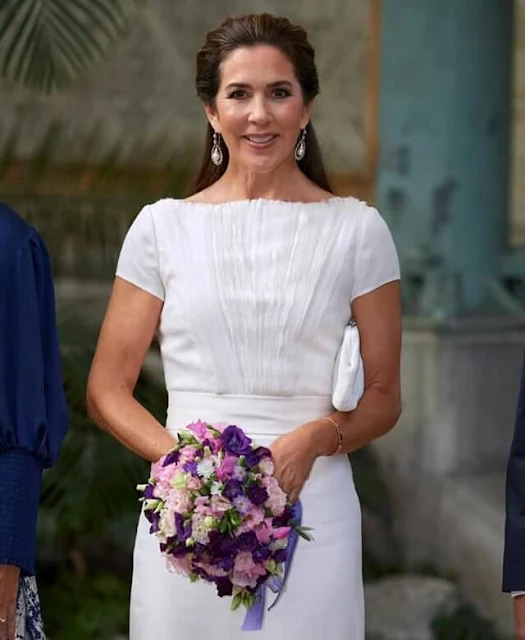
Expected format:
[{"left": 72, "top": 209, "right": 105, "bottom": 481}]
[{"left": 116, "top": 196, "right": 400, "bottom": 640}]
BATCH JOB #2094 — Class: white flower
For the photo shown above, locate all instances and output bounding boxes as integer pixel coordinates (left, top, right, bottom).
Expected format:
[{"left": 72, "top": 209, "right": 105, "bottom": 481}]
[
  {"left": 210, "top": 481, "right": 223, "bottom": 496},
  {"left": 197, "top": 458, "right": 215, "bottom": 479},
  {"left": 259, "top": 458, "right": 274, "bottom": 476}
]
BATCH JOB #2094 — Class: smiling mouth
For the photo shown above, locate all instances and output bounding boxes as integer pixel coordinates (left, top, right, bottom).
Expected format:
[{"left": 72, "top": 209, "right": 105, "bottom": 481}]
[{"left": 244, "top": 134, "right": 278, "bottom": 144}]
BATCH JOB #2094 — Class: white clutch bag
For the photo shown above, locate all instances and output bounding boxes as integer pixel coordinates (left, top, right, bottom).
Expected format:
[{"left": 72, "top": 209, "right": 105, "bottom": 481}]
[{"left": 331, "top": 320, "right": 365, "bottom": 412}]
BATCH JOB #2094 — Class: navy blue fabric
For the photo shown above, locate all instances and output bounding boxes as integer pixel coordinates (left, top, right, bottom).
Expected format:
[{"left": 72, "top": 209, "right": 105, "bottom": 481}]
[
  {"left": 504, "top": 352, "right": 525, "bottom": 591},
  {"left": 0, "top": 202, "right": 69, "bottom": 574}
]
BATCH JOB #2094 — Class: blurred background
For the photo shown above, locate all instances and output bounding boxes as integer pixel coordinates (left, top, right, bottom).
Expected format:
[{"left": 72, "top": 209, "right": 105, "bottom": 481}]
[{"left": 0, "top": 0, "right": 523, "bottom": 638}]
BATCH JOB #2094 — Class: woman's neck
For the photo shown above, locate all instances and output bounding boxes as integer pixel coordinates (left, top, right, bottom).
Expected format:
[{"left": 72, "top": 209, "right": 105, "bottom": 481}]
[{"left": 214, "top": 162, "right": 309, "bottom": 202}]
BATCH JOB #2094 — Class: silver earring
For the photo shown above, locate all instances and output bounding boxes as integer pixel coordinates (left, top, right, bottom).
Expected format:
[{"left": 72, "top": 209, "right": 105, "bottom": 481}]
[
  {"left": 211, "top": 132, "right": 223, "bottom": 166},
  {"left": 294, "top": 128, "right": 307, "bottom": 161}
]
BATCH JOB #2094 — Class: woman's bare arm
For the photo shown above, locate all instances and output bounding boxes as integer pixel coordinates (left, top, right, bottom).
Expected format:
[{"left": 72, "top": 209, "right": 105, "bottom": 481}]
[
  {"left": 310, "top": 280, "right": 402, "bottom": 456},
  {"left": 87, "top": 277, "right": 176, "bottom": 462}
]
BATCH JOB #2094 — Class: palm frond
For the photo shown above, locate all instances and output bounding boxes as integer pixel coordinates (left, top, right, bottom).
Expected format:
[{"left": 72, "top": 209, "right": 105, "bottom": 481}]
[{"left": 0, "top": 0, "right": 135, "bottom": 92}]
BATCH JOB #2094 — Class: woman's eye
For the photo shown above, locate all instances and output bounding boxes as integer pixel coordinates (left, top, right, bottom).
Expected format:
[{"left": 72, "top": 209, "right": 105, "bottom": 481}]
[
  {"left": 272, "top": 88, "right": 291, "bottom": 99},
  {"left": 228, "top": 90, "right": 247, "bottom": 99}
]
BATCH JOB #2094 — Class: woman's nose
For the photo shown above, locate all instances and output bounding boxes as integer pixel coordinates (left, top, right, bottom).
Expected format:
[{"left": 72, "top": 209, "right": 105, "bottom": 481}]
[{"left": 248, "top": 96, "right": 271, "bottom": 125}]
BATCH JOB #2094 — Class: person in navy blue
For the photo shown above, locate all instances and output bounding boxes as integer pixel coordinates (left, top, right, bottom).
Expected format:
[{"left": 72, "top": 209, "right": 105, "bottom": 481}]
[
  {"left": 0, "top": 202, "right": 68, "bottom": 638},
  {"left": 504, "top": 355, "right": 525, "bottom": 639}
]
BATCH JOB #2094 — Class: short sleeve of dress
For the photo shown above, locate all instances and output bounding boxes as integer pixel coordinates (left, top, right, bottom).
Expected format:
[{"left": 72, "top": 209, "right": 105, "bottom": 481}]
[
  {"left": 116, "top": 205, "right": 165, "bottom": 301},
  {"left": 351, "top": 206, "right": 400, "bottom": 302}
]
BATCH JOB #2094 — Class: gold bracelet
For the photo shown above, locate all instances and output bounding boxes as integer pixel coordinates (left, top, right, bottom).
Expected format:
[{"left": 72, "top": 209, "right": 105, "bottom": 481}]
[{"left": 323, "top": 416, "right": 343, "bottom": 456}]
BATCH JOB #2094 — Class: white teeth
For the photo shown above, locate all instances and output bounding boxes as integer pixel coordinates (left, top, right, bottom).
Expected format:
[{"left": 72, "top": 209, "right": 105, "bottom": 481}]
[{"left": 246, "top": 135, "right": 275, "bottom": 143}]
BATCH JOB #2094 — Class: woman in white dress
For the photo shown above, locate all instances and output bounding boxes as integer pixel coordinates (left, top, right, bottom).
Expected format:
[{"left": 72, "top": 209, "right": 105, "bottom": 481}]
[{"left": 87, "top": 13, "right": 401, "bottom": 640}]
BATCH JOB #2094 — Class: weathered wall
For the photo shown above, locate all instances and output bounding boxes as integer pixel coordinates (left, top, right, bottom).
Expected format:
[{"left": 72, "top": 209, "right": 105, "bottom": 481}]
[{"left": 0, "top": 0, "right": 372, "bottom": 174}]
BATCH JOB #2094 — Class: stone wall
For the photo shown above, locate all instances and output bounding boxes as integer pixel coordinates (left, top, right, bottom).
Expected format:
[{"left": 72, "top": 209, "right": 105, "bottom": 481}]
[{"left": 0, "top": 0, "right": 372, "bottom": 174}]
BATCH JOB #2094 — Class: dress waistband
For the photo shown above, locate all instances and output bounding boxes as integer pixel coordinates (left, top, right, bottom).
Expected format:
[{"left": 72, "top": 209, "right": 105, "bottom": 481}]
[{"left": 165, "top": 391, "right": 333, "bottom": 438}]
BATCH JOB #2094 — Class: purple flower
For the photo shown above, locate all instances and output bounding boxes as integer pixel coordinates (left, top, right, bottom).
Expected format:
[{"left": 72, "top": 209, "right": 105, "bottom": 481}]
[
  {"left": 273, "top": 506, "right": 294, "bottom": 528},
  {"left": 147, "top": 511, "right": 160, "bottom": 533},
  {"left": 273, "top": 548, "right": 287, "bottom": 563},
  {"left": 233, "top": 495, "right": 252, "bottom": 515},
  {"left": 247, "top": 484, "right": 269, "bottom": 506},
  {"left": 175, "top": 513, "right": 192, "bottom": 542},
  {"left": 253, "top": 546, "right": 271, "bottom": 562},
  {"left": 244, "top": 446, "right": 271, "bottom": 468},
  {"left": 183, "top": 461, "right": 198, "bottom": 475},
  {"left": 215, "top": 577, "right": 233, "bottom": 597},
  {"left": 223, "top": 479, "right": 244, "bottom": 500},
  {"left": 143, "top": 484, "right": 156, "bottom": 499},
  {"left": 217, "top": 556, "right": 234, "bottom": 572},
  {"left": 236, "top": 531, "right": 258, "bottom": 551},
  {"left": 170, "top": 542, "right": 187, "bottom": 558},
  {"left": 162, "top": 450, "right": 180, "bottom": 467},
  {"left": 221, "top": 425, "right": 252, "bottom": 457}
]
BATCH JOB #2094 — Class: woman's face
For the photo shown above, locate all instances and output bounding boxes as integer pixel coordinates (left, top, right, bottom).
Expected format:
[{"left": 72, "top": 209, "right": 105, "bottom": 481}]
[{"left": 205, "top": 44, "right": 312, "bottom": 175}]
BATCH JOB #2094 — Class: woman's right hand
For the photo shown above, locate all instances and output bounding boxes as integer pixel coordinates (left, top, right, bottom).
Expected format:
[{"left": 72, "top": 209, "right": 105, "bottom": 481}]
[{"left": 0, "top": 564, "right": 20, "bottom": 640}]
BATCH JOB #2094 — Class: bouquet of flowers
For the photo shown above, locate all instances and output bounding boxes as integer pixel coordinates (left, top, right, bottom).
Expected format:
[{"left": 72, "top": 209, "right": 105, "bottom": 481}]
[{"left": 137, "top": 420, "right": 312, "bottom": 629}]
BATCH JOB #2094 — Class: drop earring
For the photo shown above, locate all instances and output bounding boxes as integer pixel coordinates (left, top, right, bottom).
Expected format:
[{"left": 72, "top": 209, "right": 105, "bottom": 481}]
[
  {"left": 294, "top": 128, "right": 307, "bottom": 161},
  {"left": 211, "top": 132, "right": 223, "bottom": 166}
]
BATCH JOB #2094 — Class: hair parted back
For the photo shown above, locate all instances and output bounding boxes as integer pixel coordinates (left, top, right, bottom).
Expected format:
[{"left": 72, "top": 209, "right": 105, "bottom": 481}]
[{"left": 189, "top": 13, "right": 333, "bottom": 195}]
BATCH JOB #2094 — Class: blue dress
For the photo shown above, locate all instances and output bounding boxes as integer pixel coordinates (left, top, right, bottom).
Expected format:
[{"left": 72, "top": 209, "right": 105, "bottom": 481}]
[{"left": 0, "top": 203, "right": 69, "bottom": 638}]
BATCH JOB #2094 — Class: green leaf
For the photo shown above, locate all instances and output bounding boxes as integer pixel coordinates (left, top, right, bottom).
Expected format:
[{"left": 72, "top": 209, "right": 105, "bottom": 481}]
[
  {"left": 0, "top": 0, "right": 136, "bottom": 92},
  {"left": 231, "top": 592, "right": 243, "bottom": 612}
]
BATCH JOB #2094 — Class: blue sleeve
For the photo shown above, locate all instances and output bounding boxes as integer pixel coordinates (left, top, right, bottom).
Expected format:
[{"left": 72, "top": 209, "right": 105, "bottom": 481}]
[{"left": 0, "top": 229, "right": 69, "bottom": 574}]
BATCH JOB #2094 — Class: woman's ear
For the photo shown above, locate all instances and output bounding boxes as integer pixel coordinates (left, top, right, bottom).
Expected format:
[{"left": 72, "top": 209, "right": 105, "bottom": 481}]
[
  {"left": 301, "top": 99, "right": 314, "bottom": 130},
  {"left": 204, "top": 104, "right": 220, "bottom": 134}
]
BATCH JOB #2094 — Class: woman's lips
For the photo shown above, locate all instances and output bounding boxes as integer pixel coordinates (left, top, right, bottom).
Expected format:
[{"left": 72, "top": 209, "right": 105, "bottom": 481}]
[{"left": 243, "top": 134, "right": 278, "bottom": 149}]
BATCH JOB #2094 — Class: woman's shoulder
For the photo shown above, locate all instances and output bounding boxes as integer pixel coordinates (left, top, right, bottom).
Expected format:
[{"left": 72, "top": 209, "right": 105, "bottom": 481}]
[
  {"left": 0, "top": 202, "right": 30, "bottom": 247},
  {"left": 0, "top": 202, "right": 47, "bottom": 268}
]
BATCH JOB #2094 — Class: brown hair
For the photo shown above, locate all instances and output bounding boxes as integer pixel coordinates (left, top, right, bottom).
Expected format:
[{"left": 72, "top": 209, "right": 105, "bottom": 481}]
[{"left": 189, "top": 13, "right": 333, "bottom": 195}]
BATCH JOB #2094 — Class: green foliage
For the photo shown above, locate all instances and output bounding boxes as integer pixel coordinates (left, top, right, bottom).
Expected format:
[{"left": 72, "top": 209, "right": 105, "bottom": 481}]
[
  {"left": 432, "top": 603, "right": 503, "bottom": 640},
  {"left": 0, "top": 0, "right": 135, "bottom": 93},
  {"left": 40, "top": 315, "right": 166, "bottom": 543},
  {"left": 37, "top": 313, "right": 167, "bottom": 635},
  {"left": 39, "top": 573, "right": 130, "bottom": 640}
]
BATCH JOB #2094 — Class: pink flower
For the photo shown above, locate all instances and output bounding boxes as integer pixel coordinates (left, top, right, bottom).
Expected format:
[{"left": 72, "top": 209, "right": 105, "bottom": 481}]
[
  {"left": 216, "top": 455, "right": 238, "bottom": 482},
  {"left": 151, "top": 464, "right": 179, "bottom": 500},
  {"left": 186, "top": 476, "right": 202, "bottom": 491},
  {"left": 210, "top": 495, "right": 231, "bottom": 516},
  {"left": 273, "top": 526, "right": 292, "bottom": 540},
  {"left": 234, "top": 551, "right": 256, "bottom": 573},
  {"left": 186, "top": 420, "right": 209, "bottom": 441},
  {"left": 232, "top": 552, "right": 267, "bottom": 588},
  {"left": 198, "top": 562, "right": 228, "bottom": 577},
  {"left": 262, "top": 476, "right": 287, "bottom": 515},
  {"left": 237, "top": 506, "right": 265, "bottom": 533},
  {"left": 210, "top": 438, "right": 222, "bottom": 454},
  {"left": 166, "top": 554, "right": 192, "bottom": 576},
  {"left": 166, "top": 489, "right": 191, "bottom": 513},
  {"left": 255, "top": 522, "right": 272, "bottom": 544},
  {"left": 178, "top": 445, "right": 198, "bottom": 464}
]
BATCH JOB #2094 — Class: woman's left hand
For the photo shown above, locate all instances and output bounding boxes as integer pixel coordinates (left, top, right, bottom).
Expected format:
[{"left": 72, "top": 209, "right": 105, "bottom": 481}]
[
  {"left": 269, "top": 420, "right": 327, "bottom": 503},
  {"left": 0, "top": 564, "right": 20, "bottom": 640}
]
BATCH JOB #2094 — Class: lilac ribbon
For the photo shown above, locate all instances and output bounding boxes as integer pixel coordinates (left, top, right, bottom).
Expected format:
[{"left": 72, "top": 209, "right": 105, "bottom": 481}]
[{"left": 241, "top": 501, "right": 302, "bottom": 631}]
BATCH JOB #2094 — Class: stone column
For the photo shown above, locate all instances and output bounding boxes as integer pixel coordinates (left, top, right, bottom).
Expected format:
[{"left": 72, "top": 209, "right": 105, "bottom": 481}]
[{"left": 377, "top": 0, "right": 514, "bottom": 317}]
